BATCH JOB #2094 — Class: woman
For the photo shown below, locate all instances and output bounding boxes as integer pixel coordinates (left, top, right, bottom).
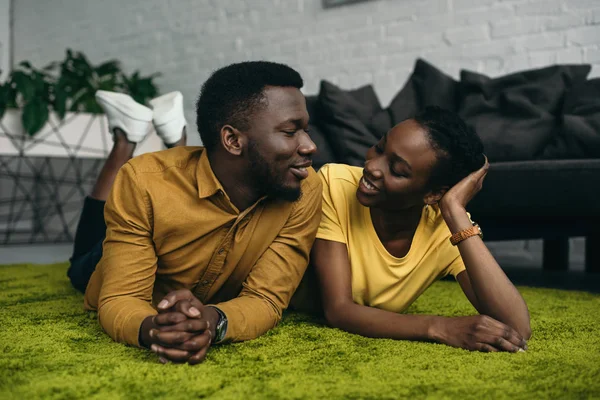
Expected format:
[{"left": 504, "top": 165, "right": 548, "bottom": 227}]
[{"left": 295, "top": 106, "right": 531, "bottom": 353}]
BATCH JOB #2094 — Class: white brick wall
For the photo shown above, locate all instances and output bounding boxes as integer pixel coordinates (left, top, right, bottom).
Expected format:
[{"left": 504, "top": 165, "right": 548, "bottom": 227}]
[
  {"left": 0, "top": 0, "right": 10, "bottom": 82},
  {"left": 10, "top": 0, "right": 596, "bottom": 268},
  {"left": 12, "top": 0, "right": 600, "bottom": 146}
]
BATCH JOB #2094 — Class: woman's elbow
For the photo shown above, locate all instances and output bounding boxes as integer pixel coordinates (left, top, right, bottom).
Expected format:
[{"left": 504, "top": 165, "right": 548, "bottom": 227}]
[
  {"left": 324, "top": 306, "right": 347, "bottom": 329},
  {"left": 324, "top": 308, "right": 340, "bottom": 328}
]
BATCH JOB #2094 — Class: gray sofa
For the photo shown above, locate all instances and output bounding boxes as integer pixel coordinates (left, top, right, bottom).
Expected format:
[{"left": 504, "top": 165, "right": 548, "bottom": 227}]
[{"left": 304, "top": 59, "right": 600, "bottom": 273}]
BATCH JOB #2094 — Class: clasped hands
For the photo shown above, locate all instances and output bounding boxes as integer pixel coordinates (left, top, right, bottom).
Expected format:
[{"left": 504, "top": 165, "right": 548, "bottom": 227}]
[{"left": 140, "top": 289, "right": 219, "bottom": 365}]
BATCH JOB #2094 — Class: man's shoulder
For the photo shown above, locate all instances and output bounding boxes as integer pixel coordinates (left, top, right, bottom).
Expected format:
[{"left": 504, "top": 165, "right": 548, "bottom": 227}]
[
  {"left": 300, "top": 166, "right": 323, "bottom": 195},
  {"left": 127, "top": 146, "right": 203, "bottom": 175}
]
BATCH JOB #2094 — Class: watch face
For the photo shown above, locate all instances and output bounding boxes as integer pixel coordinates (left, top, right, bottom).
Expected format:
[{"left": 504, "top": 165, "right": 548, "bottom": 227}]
[
  {"left": 215, "top": 314, "right": 228, "bottom": 343},
  {"left": 475, "top": 224, "right": 483, "bottom": 239}
]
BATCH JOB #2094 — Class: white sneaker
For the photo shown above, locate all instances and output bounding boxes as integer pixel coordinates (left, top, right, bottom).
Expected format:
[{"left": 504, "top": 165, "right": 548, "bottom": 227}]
[
  {"left": 149, "top": 91, "right": 187, "bottom": 145},
  {"left": 95, "top": 90, "right": 153, "bottom": 143}
]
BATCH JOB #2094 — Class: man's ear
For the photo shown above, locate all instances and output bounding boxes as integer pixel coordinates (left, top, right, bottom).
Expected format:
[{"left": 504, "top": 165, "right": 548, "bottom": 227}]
[
  {"left": 220, "top": 125, "right": 245, "bottom": 156},
  {"left": 424, "top": 187, "right": 448, "bottom": 206}
]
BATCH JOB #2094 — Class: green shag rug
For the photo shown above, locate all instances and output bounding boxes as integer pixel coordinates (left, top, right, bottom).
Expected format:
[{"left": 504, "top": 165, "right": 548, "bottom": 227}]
[{"left": 1, "top": 263, "right": 599, "bottom": 399}]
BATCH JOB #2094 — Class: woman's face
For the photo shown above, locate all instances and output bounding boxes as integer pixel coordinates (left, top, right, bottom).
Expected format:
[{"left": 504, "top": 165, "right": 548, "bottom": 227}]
[{"left": 356, "top": 119, "right": 439, "bottom": 211}]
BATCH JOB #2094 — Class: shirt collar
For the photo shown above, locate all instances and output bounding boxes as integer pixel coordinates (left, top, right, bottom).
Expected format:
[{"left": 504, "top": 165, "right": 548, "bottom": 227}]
[
  {"left": 196, "top": 148, "right": 225, "bottom": 199},
  {"left": 195, "top": 148, "right": 269, "bottom": 214}
]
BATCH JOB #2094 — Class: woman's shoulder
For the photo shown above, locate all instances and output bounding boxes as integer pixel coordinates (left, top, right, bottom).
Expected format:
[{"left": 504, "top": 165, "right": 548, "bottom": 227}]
[
  {"left": 422, "top": 204, "right": 468, "bottom": 252},
  {"left": 318, "top": 163, "right": 363, "bottom": 188},
  {"left": 423, "top": 204, "right": 451, "bottom": 235}
]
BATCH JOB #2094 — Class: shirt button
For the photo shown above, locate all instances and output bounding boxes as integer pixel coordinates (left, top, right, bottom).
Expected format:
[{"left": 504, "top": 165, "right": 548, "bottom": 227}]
[
  {"left": 218, "top": 248, "right": 225, "bottom": 254},
  {"left": 202, "top": 280, "right": 210, "bottom": 285}
]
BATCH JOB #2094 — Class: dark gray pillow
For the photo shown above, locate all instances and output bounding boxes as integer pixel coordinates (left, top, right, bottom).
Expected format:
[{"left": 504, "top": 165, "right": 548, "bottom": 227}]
[
  {"left": 368, "top": 58, "right": 459, "bottom": 137},
  {"left": 305, "top": 95, "right": 337, "bottom": 170},
  {"left": 317, "top": 81, "right": 382, "bottom": 166},
  {"left": 541, "top": 77, "right": 600, "bottom": 159},
  {"left": 458, "top": 64, "right": 591, "bottom": 161}
]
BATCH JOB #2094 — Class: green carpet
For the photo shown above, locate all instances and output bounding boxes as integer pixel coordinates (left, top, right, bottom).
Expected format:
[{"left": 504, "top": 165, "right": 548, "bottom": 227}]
[{"left": 1, "top": 263, "right": 599, "bottom": 399}]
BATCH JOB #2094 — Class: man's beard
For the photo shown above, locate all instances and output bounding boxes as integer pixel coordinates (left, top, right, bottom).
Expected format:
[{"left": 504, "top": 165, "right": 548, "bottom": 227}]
[{"left": 247, "top": 141, "right": 301, "bottom": 202}]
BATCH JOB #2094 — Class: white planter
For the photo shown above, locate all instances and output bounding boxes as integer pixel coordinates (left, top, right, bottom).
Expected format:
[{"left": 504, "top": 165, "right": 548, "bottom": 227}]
[{"left": 0, "top": 109, "right": 163, "bottom": 158}]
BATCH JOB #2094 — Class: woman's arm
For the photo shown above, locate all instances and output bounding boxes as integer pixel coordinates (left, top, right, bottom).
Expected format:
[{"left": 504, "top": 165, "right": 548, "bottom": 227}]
[
  {"left": 443, "top": 204, "right": 531, "bottom": 339},
  {"left": 439, "top": 160, "right": 531, "bottom": 340},
  {"left": 312, "top": 238, "right": 527, "bottom": 352}
]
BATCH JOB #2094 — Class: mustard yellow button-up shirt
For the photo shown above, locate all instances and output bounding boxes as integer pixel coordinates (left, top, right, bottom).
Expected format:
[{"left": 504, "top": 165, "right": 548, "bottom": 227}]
[{"left": 84, "top": 147, "right": 322, "bottom": 347}]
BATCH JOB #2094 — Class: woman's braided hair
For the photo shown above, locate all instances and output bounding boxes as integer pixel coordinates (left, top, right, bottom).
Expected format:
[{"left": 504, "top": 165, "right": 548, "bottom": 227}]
[{"left": 413, "top": 106, "right": 485, "bottom": 191}]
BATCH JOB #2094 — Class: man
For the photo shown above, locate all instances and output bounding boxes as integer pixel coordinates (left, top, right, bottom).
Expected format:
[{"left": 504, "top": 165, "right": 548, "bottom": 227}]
[{"left": 70, "top": 61, "right": 321, "bottom": 365}]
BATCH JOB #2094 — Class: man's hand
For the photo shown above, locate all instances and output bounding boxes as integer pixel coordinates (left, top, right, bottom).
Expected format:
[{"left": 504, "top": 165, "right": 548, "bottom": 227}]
[
  {"left": 140, "top": 289, "right": 219, "bottom": 365},
  {"left": 429, "top": 315, "right": 527, "bottom": 353}
]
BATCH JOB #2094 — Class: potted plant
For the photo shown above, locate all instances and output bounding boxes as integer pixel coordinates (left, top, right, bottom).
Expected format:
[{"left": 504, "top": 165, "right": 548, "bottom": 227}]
[{"left": 0, "top": 49, "right": 164, "bottom": 158}]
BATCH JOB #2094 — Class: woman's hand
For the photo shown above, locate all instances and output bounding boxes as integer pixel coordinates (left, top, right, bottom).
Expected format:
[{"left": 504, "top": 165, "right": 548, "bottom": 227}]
[
  {"left": 439, "top": 156, "right": 489, "bottom": 214},
  {"left": 429, "top": 315, "right": 527, "bottom": 353}
]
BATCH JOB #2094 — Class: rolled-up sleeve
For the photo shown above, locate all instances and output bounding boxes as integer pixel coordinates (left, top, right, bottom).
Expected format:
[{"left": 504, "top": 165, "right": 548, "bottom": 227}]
[
  {"left": 214, "top": 177, "right": 322, "bottom": 342},
  {"left": 96, "top": 163, "right": 158, "bottom": 347}
]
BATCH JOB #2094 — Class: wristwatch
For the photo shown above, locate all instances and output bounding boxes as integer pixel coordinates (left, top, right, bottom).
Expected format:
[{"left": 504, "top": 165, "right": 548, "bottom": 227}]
[
  {"left": 208, "top": 306, "right": 228, "bottom": 344},
  {"left": 450, "top": 221, "right": 483, "bottom": 246}
]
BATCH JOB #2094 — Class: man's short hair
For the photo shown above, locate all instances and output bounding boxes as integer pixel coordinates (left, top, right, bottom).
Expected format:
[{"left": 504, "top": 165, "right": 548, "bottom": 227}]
[{"left": 196, "top": 61, "right": 304, "bottom": 152}]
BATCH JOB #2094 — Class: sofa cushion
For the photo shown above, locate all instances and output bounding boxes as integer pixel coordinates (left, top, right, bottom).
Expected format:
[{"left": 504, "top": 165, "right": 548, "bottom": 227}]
[
  {"left": 318, "top": 81, "right": 382, "bottom": 166},
  {"left": 541, "top": 77, "right": 600, "bottom": 160},
  {"left": 305, "top": 95, "right": 337, "bottom": 170},
  {"left": 458, "top": 65, "right": 591, "bottom": 162},
  {"left": 368, "top": 58, "right": 459, "bottom": 137},
  {"left": 468, "top": 159, "right": 600, "bottom": 218}
]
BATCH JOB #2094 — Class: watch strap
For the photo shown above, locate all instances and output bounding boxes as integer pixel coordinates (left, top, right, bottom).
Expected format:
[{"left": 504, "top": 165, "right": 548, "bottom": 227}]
[
  {"left": 450, "top": 224, "right": 482, "bottom": 246},
  {"left": 207, "top": 306, "right": 228, "bottom": 344}
]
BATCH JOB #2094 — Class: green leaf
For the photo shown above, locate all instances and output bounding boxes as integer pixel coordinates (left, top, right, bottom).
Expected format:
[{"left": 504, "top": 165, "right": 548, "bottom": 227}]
[
  {"left": 122, "top": 71, "right": 161, "bottom": 104},
  {"left": 19, "top": 61, "right": 32, "bottom": 70},
  {"left": 22, "top": 100, "right": 49, "bottom": 136},
  {"left": 0, "top": 82, "right": 8, "bottom": 101},
  {"left": 97, "top": 76, "right": 119, "bottom": 91},
  {"left": 57, "top": 71, "right": 80, "bottom": 90},
  {"left": 42, "top": 61, "right": 59, "bottom": 71},
  {"left": 4, "top": 84, "right": 18, "bottom": 108},
  {"left": 31, "top": 71, "right": 48, "bottom": 95},
  {"left": 11, "top": 71, "right": 36, "bottom": 103},
  {"left": 0, "top": 82, "right": 13, "bottom": 119},
  {"left": 72, "top": 52, "right": 93, "bottom": 77},
  {"left": 81, "top": 96, "right": 103, "bottom": 114},
  {"left": 68, "top": 95, "right": 85, "bottom": 112},
  {"left": 53, "top": 89, "right": 67, "bottom": 119},
  {"left": 0, "top": 84, "right": 6, "bottom": 120},
  {"left": 95, "top": 60, "right": 121, "bottom": 77}
]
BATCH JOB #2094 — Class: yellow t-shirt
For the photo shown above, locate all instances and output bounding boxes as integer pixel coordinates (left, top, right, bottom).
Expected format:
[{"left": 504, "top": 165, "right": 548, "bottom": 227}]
[{"left": 316, "top": 163, "right": 466, "bottom": 313}]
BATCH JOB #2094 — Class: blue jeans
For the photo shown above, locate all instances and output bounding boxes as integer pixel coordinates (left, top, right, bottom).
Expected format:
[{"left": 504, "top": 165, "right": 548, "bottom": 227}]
[
  {"left": 68, "top": 239, "right": 103, "bottom": 293},
  {"left": 67, "top": 197, "right": 106, "bottom": 293}
]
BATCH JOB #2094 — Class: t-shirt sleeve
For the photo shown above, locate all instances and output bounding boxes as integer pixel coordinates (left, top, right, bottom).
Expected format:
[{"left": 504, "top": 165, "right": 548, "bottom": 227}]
[
  {"left": 442, "top": 254, "right": 466, "bottom": 278},
  {"left": 316, "top": 164, "right": 347, "bottom": 244}
]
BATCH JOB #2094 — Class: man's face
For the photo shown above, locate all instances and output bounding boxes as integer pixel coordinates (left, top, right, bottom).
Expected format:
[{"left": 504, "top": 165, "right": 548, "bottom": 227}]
[{"left": 244, "top": 86, "right": 316, "bottom": 201}]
